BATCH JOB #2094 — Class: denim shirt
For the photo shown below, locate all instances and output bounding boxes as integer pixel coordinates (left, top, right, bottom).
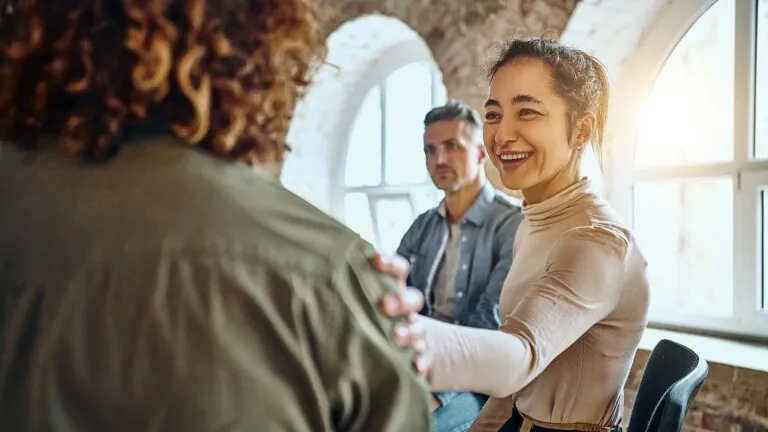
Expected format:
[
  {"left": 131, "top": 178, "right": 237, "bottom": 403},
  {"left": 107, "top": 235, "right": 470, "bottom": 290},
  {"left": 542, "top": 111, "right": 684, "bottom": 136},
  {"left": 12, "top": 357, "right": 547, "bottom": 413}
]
[{"left": 396, "top": 182, "right": 523, "bottom": 330}]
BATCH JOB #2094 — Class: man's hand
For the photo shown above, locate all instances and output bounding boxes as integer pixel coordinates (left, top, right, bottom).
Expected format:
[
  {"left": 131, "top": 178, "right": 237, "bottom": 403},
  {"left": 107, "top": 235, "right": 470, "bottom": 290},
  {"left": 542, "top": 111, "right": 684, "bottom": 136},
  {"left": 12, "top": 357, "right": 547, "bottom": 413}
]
[{"left": 371, "top": 253, "right": 432, "bottom": 379}]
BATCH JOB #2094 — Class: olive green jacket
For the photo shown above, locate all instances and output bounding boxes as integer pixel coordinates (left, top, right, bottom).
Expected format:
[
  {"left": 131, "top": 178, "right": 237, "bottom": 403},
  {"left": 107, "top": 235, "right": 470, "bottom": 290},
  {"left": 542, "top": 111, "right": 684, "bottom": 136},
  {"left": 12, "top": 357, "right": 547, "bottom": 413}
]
[{"left": 0, "top": 137, "right": 431, "bottom": 431}]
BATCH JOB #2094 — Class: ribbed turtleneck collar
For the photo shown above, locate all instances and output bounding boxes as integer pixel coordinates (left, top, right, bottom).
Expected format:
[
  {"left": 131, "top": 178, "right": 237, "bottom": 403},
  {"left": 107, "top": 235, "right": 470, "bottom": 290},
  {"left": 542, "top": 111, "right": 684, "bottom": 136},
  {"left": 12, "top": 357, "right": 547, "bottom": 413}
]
[{"left": 522, "top": 178, "right": 605, "bottom": 227}]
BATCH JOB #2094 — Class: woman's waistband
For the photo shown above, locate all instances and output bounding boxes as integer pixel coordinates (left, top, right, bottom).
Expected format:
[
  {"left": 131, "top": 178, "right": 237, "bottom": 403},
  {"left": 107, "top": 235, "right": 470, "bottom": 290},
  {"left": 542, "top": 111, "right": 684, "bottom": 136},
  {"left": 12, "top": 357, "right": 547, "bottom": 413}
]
[{"left": 499, "top": 409, "right": 622, "bottom": 432}]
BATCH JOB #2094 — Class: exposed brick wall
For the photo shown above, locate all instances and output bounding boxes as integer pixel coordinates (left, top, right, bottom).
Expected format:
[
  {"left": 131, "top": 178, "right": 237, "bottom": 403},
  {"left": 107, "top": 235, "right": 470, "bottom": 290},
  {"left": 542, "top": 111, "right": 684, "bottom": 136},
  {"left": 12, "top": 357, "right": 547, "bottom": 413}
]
[{"left": 624, "top": 350, "right": 768, "bottom": 432}]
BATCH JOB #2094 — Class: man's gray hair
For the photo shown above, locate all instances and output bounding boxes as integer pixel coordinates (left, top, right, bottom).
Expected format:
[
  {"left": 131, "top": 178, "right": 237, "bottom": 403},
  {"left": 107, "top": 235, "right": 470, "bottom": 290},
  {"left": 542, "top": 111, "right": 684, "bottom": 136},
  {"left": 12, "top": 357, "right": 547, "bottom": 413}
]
[
  {"left": 423, "top": 100, "right": 483, "bottom": 142},
  {"left": 424, "top": 100, "right": 482, "bottom": 128}
]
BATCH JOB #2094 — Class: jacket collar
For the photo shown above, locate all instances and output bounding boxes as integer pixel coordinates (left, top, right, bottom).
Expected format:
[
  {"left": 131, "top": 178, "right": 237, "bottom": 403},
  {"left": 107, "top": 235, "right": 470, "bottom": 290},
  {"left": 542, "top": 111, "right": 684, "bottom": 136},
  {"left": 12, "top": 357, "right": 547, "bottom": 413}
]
[{"left": 437, "top": 181, "right": 497, "bottom": 226}]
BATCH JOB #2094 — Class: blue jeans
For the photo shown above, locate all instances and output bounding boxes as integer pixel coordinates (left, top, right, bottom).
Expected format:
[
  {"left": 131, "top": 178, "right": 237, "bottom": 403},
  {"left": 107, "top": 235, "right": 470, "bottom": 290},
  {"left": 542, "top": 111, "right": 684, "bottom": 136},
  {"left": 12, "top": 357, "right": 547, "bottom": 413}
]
[{"left": 432, "top": 392, "right": 487, "bottom": 432}]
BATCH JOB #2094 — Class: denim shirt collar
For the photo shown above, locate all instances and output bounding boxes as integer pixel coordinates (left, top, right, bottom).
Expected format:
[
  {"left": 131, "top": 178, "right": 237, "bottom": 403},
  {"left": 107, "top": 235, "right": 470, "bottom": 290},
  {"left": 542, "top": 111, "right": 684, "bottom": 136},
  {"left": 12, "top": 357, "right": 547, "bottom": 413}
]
[{"left": 437, "top": 181, "right": 497, "bottom": 226}]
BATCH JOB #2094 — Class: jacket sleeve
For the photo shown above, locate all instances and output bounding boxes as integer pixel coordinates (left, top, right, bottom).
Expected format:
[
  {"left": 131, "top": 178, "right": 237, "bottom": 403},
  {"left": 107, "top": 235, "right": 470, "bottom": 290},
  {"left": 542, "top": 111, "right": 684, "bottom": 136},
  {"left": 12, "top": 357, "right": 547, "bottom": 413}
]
[
  {"left": 467, "top": 209, "right": 524, "bottom": 330},
  {"left": 319, "top": 241, "right": 433, "bottom": 431}
]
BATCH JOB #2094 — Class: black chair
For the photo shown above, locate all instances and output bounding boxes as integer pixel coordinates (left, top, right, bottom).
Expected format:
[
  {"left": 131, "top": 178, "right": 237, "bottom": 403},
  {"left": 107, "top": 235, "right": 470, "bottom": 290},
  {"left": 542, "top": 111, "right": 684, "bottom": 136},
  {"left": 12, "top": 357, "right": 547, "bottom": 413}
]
[{"left": 627, "top": 339, "right": 708, "bottom": 432}]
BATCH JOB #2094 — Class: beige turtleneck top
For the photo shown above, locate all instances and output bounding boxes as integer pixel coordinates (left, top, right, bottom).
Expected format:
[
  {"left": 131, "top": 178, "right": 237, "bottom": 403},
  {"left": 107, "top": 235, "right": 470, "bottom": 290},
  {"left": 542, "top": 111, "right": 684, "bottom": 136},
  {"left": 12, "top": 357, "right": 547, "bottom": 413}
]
[{"left": 422, "top": 179, "right": 650, "bottom": 430}]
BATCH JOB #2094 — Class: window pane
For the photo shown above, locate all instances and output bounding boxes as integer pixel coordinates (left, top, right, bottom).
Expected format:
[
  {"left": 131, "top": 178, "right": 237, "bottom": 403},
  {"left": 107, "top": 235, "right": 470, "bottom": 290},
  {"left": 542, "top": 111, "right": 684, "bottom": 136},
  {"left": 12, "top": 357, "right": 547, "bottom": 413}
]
[
  {"left": 344, "top": 193, "right": 376, "bottom": 245},
  {"left": 633, "top": 178, "right": 733, "bottom": 316},
  {"left": 756, "top": 0, "right": 768, "bottom": 158},
  {"left": 384, "top": 63, "right": 432, "bottom": 185},
  {"left": 635, "top": 0, "right": 734, "bottom": 167},
  {"left": 345, "top": 86, "right": 382, "bottom": 187},
  {"left": 373, "top": 197, "right": 414, "bottom": 256}
]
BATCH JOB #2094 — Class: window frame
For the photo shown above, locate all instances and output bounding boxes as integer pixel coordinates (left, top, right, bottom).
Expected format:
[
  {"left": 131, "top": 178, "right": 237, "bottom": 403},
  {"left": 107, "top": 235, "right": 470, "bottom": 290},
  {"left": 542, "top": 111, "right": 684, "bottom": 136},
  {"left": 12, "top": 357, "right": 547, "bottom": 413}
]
[{"left": 608, "top": 0, "right": 768, "bottom": 340}]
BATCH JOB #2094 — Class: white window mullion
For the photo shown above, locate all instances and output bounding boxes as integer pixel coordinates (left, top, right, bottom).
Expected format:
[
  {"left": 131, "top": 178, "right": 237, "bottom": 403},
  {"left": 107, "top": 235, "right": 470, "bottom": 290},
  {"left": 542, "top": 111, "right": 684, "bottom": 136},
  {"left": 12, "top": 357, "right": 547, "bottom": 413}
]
[
  {"left": 733, "top": 0, "right": 757, "bottom": 165},
  {"left": 379, "top": 80, "right": 388, "bottom": 187},
  {"left": 731, "top": 0, "right": 765, "bottom": 336},
  {"left": 631, "top": 163, "right": 740, "bottom": 181},
  {"left": 367, "top": 194, "right": 382, "bottom": 250},
  {"left": 346, "top": 182, "right": 432, "bottom": 195},
  {"left": 733, "top": 172, "right": 758, "bottom": 327},
  {"left": 734, "top": 171, "right": 768, "bottom": 338}
]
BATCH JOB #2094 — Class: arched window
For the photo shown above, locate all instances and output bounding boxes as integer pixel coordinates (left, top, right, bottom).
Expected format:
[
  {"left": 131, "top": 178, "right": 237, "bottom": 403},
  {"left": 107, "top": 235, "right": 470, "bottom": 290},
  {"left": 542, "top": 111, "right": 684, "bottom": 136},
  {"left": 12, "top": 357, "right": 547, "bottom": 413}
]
[
  {"left": 343, "top": 62, "right": 447, "bottom": 255},
  {"left": 628, "top": 0, "right": 768, "bottom": 337}
]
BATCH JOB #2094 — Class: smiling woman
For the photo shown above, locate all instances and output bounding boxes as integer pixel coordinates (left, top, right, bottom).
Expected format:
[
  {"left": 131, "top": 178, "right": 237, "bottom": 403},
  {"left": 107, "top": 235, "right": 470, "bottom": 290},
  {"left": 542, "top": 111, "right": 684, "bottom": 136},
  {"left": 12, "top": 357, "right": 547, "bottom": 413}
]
[
  {"left": 414, "top": 37, "right": 650, "bottom": 432},
  {"left": 482, "top": 39, "right": 610, "bottom": 204}
]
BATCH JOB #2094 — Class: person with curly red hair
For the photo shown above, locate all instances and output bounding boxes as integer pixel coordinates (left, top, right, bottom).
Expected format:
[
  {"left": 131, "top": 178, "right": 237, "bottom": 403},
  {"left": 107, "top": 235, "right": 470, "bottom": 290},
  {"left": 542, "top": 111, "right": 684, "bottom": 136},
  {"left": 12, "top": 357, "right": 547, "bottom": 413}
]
[{"left": 0, "top": 0, "right": 431, "bottom": 430}]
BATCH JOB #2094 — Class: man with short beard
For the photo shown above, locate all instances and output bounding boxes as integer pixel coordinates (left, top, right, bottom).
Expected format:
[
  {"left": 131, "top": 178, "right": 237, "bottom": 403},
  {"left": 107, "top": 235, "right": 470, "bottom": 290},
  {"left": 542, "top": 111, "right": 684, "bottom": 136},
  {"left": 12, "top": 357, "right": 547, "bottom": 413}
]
[{"left": 396, "top": 100, "right": 523, "bottom": 431}]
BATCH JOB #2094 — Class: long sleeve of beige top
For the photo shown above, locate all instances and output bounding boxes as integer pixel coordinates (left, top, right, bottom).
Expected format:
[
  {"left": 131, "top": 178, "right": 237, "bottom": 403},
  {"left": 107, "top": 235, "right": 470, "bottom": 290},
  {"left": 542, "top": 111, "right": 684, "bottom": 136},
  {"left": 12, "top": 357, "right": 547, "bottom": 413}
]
[
  {"left": 424, "top": 225, "right": 626, "bottom": 395},
  {"left": 422, "top": 179, "right": 650, "bottom": 429}
]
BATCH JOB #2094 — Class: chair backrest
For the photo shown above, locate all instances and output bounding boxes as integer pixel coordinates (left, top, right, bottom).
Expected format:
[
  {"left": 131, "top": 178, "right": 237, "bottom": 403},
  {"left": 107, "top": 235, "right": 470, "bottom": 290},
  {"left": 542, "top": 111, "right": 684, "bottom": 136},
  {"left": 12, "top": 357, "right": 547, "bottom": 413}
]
[{"left": 627, "top": 339, "right": 708, "bottom": 432}]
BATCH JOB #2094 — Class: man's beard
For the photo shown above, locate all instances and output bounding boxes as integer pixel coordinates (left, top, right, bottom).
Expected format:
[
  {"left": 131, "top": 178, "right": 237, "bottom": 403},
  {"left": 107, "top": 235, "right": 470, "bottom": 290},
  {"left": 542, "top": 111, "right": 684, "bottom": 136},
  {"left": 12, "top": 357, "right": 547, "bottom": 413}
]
[{"left": 438, "top": 179, "right": 462, "bottom": 194}]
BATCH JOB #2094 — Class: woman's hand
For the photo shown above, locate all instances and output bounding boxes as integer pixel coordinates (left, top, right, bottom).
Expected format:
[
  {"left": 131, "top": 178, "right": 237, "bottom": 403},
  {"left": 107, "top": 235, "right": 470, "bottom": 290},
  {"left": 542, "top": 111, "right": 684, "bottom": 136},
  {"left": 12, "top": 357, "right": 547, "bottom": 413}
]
[{"left": 371, "top": 253, "right": 432, "bottom": 379}]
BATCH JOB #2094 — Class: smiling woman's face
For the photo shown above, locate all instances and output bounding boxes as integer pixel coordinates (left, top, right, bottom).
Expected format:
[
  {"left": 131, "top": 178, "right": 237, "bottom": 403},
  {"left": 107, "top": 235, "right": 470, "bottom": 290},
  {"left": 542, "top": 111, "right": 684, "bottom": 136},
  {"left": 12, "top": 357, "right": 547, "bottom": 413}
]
[{"left": 483, "top": 57, "right": 584, "bottom": 203}]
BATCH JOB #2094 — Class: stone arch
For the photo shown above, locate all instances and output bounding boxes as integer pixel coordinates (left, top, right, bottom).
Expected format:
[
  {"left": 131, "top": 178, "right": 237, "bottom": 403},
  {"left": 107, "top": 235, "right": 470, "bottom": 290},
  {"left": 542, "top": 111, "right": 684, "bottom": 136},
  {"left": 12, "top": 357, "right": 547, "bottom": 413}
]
[{"left": 317, "top": 0, "right": 577, "bottom": 114}]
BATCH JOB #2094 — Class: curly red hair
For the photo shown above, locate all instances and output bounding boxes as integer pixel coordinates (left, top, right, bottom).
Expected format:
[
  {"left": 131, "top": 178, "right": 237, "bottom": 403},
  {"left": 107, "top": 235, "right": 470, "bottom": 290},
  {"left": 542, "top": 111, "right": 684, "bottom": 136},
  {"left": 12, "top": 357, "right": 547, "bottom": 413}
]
[{"left": 0, "top": 0, "right": 325, "bottom": 164}]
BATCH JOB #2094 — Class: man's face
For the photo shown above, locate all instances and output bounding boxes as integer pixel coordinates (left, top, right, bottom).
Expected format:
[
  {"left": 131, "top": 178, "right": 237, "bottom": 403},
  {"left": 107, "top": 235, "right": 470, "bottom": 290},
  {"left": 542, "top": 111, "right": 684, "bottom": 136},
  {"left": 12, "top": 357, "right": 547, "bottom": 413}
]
[{"left": 423, "top": 119, "right": 485, "bottom": 194}]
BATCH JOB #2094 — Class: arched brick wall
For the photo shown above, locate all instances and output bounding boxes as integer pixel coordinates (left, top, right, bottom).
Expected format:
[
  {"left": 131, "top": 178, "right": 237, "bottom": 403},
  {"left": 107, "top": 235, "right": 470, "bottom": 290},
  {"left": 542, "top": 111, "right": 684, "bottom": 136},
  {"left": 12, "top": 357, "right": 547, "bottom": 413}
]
[{"left": 316, "top": 0, "right": 577, "bottom": 114}]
